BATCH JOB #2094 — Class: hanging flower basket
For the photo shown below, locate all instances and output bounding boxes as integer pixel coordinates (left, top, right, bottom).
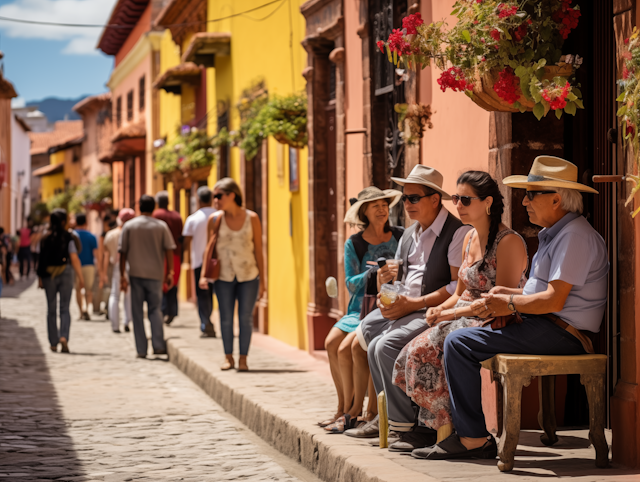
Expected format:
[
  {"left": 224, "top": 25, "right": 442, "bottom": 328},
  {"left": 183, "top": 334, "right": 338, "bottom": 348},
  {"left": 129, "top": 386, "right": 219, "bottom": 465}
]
[
  {"left": 471, "top": 64, "right": 574, "bottom": 113},
  {"left": 273, "top": 131, "right": 306, "bottom": 149},
  {"left": 377, "top": 1, "right": 585, "bottom": 120},
  {"left": 180, "top": 164, "right": 211, "bottom": 181},
  {"left": 395, "top": 102, "right": 434, "bottom": 145}
]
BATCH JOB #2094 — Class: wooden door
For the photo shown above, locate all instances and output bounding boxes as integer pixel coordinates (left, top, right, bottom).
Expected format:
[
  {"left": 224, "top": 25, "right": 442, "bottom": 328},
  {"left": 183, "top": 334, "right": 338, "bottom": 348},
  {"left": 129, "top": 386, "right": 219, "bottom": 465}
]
[{"left": 326, "top": 102, "right": 339, "bottom": 312}]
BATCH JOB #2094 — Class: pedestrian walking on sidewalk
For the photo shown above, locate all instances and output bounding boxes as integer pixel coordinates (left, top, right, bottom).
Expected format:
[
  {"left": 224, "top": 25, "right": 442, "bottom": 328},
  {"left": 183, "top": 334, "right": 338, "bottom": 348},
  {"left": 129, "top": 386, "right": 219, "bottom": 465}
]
[
  {"left": 152, "top": 191, "right": 183, "bottom": 325},
  {"left": 74, "top": 214, "right": 98, "bottom": 321},
  {"left": 104, "top": 209, "right": 134, "bottom": 333},
  {"left": 119, "top": 195, "right": 176, "bottom": 358},
  {"left": 183, "top": 186, "right": 217, "bottom": 337},
  {"left": 199, "top": 178, "right": 265, "bottom": 372},
  {"left": 17, "top": 223, "right": 32, "bottom": 279},
  {"left": 37, "top": 209, "right": 85, "bottom": 353},
  {"left": 0, "top": 227, "right": 13, "bottom": 286}
]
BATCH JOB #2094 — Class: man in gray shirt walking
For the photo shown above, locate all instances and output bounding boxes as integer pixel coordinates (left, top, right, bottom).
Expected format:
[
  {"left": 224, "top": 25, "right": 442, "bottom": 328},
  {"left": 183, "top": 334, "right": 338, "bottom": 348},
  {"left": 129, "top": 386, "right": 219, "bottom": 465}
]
[{"left": 119, "top": 195, "right": 176, "bottom": 358}]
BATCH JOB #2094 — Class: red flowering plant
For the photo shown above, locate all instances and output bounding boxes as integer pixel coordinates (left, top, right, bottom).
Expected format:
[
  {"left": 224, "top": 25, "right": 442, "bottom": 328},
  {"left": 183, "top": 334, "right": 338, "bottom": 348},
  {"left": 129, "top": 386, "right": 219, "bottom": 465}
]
[
  {"left": 377, "top": 1, "right": 585, "bottom": 120},
  {"left": 616, "top": 27, "right": 640, "bottom": 217}
]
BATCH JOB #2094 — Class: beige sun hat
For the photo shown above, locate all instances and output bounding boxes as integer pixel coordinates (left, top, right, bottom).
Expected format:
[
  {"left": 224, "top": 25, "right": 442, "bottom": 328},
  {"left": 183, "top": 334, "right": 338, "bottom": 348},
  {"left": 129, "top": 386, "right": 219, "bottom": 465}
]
[
  {"left": 390, "top": 164, "right": 451, "bottom": 200},
  {"left": 344, "top": 187, "right": 403, "bottom": 226},
  {"left": 502, "top": 156, "right": 598, "bottom": 194}
]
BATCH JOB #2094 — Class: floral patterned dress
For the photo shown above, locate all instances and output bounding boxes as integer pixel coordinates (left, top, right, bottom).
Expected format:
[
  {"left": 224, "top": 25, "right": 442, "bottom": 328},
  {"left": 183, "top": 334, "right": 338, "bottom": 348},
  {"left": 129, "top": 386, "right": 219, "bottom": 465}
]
[{"left": 392, "top": 228, "right": 527, "bottom": 429}]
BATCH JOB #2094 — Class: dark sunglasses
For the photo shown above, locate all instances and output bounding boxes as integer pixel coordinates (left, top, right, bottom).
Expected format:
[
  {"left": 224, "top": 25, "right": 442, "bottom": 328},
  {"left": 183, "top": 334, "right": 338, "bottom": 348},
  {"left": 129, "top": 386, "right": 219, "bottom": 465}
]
[
  {"left": 401, "top": 193, "right": 436, "bottom": 204},
  {"left": 525, "top": 190, "right": 555, "bottom": 201},
  {"left": 213, "top": 193, "right": 224, "bottom": 200},
  {"left": 451, "top": 195, "right": 483, "bottom": 206}
]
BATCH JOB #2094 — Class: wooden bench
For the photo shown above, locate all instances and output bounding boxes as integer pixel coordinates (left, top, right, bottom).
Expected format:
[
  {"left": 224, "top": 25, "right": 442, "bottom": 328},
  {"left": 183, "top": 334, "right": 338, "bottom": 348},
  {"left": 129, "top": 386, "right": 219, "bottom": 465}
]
[{"left": 481, "top": 354, "right": 609, "bottom": 472}]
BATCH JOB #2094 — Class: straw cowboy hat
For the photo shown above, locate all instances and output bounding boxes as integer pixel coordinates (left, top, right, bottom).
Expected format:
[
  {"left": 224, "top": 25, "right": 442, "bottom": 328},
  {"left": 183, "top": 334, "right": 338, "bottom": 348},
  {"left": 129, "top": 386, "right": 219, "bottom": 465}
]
[
  {"left": 344, "top": 187, "right": 402, "bottom": 226},
  {"left": 391, "top": 164, "right": 452, "bottom": 200},
  {"left": 502, "top": 156, "right": 598, "bottom": 194}
]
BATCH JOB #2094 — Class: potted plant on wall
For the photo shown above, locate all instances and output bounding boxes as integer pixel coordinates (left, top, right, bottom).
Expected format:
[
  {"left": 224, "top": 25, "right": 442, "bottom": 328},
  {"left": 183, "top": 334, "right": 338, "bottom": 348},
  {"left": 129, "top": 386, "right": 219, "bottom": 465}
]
[
  {"left": 395, "top": 102, "right": 434, "bottom": 145},
  {"left": 378, "top": 0, "right": 584, "bottom": 120},
  {"left": 616, "top": 26, "right": 640, "bottom": 217},
  {"left": 154, "top": 126, "right": 216, "bottom": 184}
]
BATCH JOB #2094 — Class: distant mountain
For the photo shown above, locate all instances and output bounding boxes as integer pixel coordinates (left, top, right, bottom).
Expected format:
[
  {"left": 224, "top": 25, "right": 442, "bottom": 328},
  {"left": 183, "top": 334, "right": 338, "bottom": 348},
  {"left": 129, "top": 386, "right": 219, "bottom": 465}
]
[{"left": 26, "top": 96, "right": 88, "bottom": 123}]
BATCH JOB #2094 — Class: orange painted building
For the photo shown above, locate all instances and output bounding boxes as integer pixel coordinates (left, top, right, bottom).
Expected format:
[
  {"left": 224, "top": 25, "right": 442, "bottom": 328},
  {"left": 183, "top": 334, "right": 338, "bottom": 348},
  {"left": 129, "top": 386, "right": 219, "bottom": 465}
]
[{"left": 304, "top": 0, "right": 640, "bottom": 469}]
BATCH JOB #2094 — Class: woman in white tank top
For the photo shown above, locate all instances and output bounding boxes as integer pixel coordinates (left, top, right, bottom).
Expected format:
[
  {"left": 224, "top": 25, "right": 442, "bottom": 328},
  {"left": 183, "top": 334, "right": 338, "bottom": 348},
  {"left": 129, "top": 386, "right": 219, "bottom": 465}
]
[{"left": 199, "top": 178, "right": 264, "bottom": 372}]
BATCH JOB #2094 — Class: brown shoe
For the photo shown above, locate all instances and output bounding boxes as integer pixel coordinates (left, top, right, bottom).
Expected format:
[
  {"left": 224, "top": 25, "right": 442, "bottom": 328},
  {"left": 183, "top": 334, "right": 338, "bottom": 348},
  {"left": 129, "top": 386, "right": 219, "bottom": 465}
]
[
  {"left": 238, "top": 355, "right": 249, "bottom": 372},
  {"left": 59, "top": 337, "right": 69, "bottom": 353},
  {"left": 50, "top": 345, "right": 57, "bottom": 352},
  {"left": 221, "top": 355, "right": 235, "bottom": 370}
]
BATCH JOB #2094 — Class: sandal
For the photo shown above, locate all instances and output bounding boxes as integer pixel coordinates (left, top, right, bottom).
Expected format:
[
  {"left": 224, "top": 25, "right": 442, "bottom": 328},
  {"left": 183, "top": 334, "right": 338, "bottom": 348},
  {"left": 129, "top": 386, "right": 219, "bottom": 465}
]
[
  {"left": 318, "top": 413, "right": 341, "bottom": 427},
  {"left": 325, "top": 414, "right": 356, "bottom": 434}
]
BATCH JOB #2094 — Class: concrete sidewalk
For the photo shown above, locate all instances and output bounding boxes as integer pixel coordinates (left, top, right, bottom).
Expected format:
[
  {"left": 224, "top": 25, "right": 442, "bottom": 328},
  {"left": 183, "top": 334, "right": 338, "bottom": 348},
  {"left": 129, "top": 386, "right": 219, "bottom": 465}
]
[{"left": 165, "top": 301, "right": 639, "bottom": 482}]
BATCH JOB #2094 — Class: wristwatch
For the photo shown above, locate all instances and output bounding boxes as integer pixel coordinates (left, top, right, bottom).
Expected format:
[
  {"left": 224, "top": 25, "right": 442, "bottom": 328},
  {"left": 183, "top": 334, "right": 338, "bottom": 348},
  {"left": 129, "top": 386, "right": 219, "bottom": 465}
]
[{"left": 507, "top": 294, "right": 517, "bottom": 312}]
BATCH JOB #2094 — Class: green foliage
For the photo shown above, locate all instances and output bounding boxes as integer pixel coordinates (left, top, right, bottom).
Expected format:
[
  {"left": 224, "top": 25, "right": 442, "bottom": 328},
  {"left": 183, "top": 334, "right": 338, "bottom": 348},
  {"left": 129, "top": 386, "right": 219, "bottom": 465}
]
[
  {"left": 154, "top": 127, "right": 216, "bottom": 174},
  {"left": 47, "top": 188, "right": 78, "bottom": 213},
  {"left": 617, "top": 27, "right": 640, "bottom": 217},
  {"left": 381, "top": 0, "right": 584, "bottom": 120}
]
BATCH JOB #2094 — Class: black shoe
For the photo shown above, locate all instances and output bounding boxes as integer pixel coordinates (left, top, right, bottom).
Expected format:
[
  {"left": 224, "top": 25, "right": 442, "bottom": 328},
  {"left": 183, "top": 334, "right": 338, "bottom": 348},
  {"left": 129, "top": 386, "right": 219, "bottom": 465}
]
[
  {"left": 136, "top": 354, "right": 146, "bottom": 359},
  {"left": 201, "top": 330, "right": 217, "bottom": 338},
  {"left": 412, "top": 433, "right": 497, "bottom": 460},
  {"left": 164, "top": 315, "right": 175, "bottom": 325},
  {"left": 113, "top": 329, "right": 121, "bottom": 334},
  {"left": 124, "top": 325, "right": 130, "bottom": 332},
  {"left": 388, "top": 430, "right": 437, "bottom": 453},
  {"left": 153, "top": 349, "right": 167, "bottom": 355}
]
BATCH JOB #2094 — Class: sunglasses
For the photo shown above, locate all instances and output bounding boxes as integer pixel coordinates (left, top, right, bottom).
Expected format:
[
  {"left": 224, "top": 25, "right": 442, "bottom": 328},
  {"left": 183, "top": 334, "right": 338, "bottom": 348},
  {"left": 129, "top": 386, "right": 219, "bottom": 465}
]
[
  {"left": 525, "top": 190, "right": 555, "bottom": 201},
  {"left": 401, "top": 193, "right": 436, "bottom": 204},
  {"left": 213, "top": 193, "right": 224, "bottom": 200},
  {"left": 451, "top": 195, "right": 483, "bottom": 206}
]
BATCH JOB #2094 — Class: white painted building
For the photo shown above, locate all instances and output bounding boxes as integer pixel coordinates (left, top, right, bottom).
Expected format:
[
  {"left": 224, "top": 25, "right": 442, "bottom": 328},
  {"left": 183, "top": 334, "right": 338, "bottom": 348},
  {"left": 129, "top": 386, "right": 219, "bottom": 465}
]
[{"left": 10, "top": 114, "right": 31, "bottom": 233}]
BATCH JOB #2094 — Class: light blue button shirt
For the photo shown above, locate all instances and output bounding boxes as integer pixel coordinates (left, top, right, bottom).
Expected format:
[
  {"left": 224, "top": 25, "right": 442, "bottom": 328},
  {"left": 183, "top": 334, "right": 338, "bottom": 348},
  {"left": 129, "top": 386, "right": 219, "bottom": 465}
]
[{"left": 522, "top": 212, "right": 609, "bottom": 332}]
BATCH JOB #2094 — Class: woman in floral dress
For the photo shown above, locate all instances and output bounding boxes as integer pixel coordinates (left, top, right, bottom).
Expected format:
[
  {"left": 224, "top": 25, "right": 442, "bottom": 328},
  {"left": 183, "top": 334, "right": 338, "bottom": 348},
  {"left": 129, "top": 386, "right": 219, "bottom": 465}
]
[{"left": 393, "top": 171, "right": 528, "bottom": 430}]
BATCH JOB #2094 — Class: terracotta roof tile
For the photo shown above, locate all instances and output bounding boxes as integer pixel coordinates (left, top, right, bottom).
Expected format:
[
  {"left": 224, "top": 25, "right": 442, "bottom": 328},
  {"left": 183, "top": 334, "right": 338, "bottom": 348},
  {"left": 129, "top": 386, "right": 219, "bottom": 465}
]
[{"left": 29, "top": 120, "right": 84, "bottom": 155}]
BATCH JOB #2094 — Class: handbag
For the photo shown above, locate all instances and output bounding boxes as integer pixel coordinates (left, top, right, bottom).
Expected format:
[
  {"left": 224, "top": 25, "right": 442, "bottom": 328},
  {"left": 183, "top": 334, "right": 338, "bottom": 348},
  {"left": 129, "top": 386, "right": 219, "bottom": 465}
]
[{"left": 202, "top": 214, "right": 223, "bottom": 281}]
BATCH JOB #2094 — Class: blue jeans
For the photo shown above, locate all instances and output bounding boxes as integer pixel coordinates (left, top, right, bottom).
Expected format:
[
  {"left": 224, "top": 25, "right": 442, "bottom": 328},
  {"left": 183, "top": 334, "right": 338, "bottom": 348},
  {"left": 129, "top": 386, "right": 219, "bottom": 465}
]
[
  {"left": 194, "top": 266, "right": 216, "bottom": 333},
  {"left": 444, "top": 315, "right": 586, "bottom": 438},
  {"left": 130, "top": 276, "right": 166, "bottom": 356},
  {"left": 42, "top": 265, "right": 74, "bottom": 348},
  {"left": 215, "top": 277, "right": 259, "bottom": 355}
]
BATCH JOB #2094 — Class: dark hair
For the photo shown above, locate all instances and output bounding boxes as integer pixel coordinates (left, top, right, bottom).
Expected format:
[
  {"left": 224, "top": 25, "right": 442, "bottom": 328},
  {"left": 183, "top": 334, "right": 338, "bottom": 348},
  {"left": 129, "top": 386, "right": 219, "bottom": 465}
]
[
  {"left": 75, "top": 213, "right": 87, "bottom": 226},
  {"left": 357, "top": 198, "right": 391, "bottom": 232},
  {"left": 0, "top": 227, "right": 4, "bottom": 235},
  {"left": 214, "top": 178, "right": 243, "bottom": 207},
  {"left": 50, "top": 209, "right": 68, "bottom": 235},
  {"left": 197, "top": 185, "right": 212, "bottom": 205},
  {"left": 139, "top": 194, "right": 156, "bottom": 213},
  {"left": 155, "top": 191, "right": 170, "bottom": 209},
  {"left": 456, "top": 171, "right": 504, "bottom": 270}
]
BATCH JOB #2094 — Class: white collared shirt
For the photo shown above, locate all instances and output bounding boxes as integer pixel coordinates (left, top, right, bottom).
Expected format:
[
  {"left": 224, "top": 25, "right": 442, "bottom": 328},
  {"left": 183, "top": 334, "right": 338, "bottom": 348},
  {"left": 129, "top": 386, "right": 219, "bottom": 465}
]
[{"left": 400, "top": 206, "right": 471, "bottom": 298}]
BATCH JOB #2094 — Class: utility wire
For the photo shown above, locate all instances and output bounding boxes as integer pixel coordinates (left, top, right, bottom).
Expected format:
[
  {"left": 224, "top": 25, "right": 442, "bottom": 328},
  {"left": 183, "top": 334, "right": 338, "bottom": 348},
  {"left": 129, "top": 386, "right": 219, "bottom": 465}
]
[{"left": 0, "top": 0, "right": 285, "bottom": 29}]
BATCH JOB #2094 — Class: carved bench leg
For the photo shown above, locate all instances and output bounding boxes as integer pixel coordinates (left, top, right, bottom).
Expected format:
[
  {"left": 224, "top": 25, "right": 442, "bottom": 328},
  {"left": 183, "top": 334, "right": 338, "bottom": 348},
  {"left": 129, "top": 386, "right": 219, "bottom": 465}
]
[
  {"left": 538, "top": 375, "right": 558, "bottom": 446},
  {"left": 580, "top": 374, "right": 609, "bottom": 468},
  {"left": 497, "top": 373, "right": 531, "bottom": 472},
  {"left": 492, "top": 370, "right": 503, "bottom": 439},
  {"left": 378, "top": 391, "right": 388, "bottom": 449}
]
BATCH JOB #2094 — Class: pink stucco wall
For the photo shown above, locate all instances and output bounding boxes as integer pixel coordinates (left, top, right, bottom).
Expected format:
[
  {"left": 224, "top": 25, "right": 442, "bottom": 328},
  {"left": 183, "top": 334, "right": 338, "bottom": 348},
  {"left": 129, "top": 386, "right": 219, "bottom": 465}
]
[
  {"left": 344, "top": 0, "right": 365, "bottom": 208},
  {"left": 419, "top": 0, "right": 491, "bottom": 201}
]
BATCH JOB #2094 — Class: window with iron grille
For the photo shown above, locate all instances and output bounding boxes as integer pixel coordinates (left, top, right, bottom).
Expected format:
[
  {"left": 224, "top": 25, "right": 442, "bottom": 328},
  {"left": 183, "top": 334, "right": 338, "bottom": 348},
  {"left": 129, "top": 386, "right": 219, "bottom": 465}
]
[
  {"left": 127, "top": 90, "right": 133, "bottom": 121},
  {"left": 139, "top": 75, "right": 145, "bottom": 111},
  {"left": 116, "top": 96, "right": 122, "bottom": 128}
]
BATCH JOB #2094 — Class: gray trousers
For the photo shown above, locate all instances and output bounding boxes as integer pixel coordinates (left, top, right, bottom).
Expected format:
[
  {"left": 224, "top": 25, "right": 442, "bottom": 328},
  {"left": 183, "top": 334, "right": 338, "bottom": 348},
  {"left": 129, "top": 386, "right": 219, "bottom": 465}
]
[
  {"left": 130, "top": 276, "right": 166, "bottom": 356},
  {"left": 361, "top": 308, "right": 430, "bottom": 433}
]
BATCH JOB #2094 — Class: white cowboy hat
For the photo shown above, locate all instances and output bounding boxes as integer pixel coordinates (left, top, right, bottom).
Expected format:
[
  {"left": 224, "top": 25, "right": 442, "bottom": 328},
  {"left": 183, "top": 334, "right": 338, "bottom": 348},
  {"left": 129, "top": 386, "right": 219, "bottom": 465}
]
[
  {"left": 344, "top": 186, "right": 402, "bottom": 226},
  {"left": 502, "top": 156, "right": 598, "bottom": 194},
  {"left": 391, "top": 164, "right": 452, "bottom": 200}
]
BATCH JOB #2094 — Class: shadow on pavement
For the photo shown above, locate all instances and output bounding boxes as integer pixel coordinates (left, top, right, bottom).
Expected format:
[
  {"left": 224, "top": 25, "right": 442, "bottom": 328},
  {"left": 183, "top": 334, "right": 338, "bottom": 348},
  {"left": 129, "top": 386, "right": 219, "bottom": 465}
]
[
  {"left": 0, "top": 277, "right": 37, "bottom": 298},
  {"left": 0, "top": 318, "right": 85, "bottom": 479}
]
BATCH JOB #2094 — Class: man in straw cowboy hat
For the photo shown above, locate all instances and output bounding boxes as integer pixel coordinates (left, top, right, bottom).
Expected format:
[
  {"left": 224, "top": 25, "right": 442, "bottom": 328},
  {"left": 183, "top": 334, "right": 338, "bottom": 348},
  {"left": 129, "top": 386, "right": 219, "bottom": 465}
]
[
  {"left": 413, "top": 156, "right": 609, "bottom": 461},
  {"left": 352, "top": 164, "right": 471, "bottom": 450}
]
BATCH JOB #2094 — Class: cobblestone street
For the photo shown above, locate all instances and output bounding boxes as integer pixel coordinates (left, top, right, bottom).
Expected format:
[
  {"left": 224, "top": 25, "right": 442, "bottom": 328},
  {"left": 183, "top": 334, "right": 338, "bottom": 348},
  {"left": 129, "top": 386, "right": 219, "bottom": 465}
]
[{"left": 0, "top": 279, "right": 317, "bottom": 482}]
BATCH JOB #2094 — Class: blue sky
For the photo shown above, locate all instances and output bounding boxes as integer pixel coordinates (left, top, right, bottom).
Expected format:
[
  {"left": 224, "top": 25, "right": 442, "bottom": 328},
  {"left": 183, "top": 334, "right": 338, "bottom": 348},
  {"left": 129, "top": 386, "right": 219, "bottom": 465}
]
[{"left": 0, "top": 0, "right": 117, "bottom": 104}]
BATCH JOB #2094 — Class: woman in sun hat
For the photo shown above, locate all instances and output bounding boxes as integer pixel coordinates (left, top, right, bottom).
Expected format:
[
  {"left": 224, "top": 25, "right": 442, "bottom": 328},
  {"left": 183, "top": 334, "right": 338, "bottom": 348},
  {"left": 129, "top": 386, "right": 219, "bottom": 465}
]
[{"left": 320, "top": 186, "right": 404, "bottom": 433}]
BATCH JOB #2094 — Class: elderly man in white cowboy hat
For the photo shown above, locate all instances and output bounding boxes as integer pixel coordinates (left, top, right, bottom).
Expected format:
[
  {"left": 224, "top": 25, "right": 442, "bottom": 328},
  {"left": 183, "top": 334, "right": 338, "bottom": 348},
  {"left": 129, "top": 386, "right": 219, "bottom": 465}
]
[
  {"left": 348, "top": 165, "right": 471, "bottom": 449},
  {"left": 413, "top": 156, "right": 609, "bottom": 461}
]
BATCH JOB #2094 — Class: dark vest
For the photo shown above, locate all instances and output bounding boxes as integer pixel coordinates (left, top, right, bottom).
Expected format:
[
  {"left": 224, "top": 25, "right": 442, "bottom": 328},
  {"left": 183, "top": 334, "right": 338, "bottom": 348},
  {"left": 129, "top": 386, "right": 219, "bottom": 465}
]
[{"left": 397, "top": 212, "right": 464, "bottom": 296}]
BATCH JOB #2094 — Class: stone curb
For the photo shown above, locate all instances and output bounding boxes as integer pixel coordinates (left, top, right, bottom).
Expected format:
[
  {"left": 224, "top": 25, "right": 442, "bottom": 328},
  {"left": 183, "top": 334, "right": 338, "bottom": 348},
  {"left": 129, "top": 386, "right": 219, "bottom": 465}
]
[{"left": 166, "top": 336, "right": 439, "bottom": 482}]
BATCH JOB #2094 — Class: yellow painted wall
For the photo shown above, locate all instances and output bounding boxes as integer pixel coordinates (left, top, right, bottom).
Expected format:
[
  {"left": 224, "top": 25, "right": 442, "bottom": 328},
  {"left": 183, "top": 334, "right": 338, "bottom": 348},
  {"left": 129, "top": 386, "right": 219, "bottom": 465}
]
[
  {"left": 159, "top": 30, "right": 183, "bottom": 142},
  {"left": 207, "top": 0, "right": 310, "bottom": 350},
  {"left": 40, "top": 172, "right": 65, "bottom": 202}
]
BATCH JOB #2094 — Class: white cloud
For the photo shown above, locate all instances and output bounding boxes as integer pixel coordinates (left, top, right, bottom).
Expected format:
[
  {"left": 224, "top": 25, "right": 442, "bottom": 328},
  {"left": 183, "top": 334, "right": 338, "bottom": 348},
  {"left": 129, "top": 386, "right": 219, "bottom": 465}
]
[
  {"left": 11, "top": 97, "right": 25, "bottom": 108},
  {"left": 0, "top": 0, "right": 117, "bottom": 55}
]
